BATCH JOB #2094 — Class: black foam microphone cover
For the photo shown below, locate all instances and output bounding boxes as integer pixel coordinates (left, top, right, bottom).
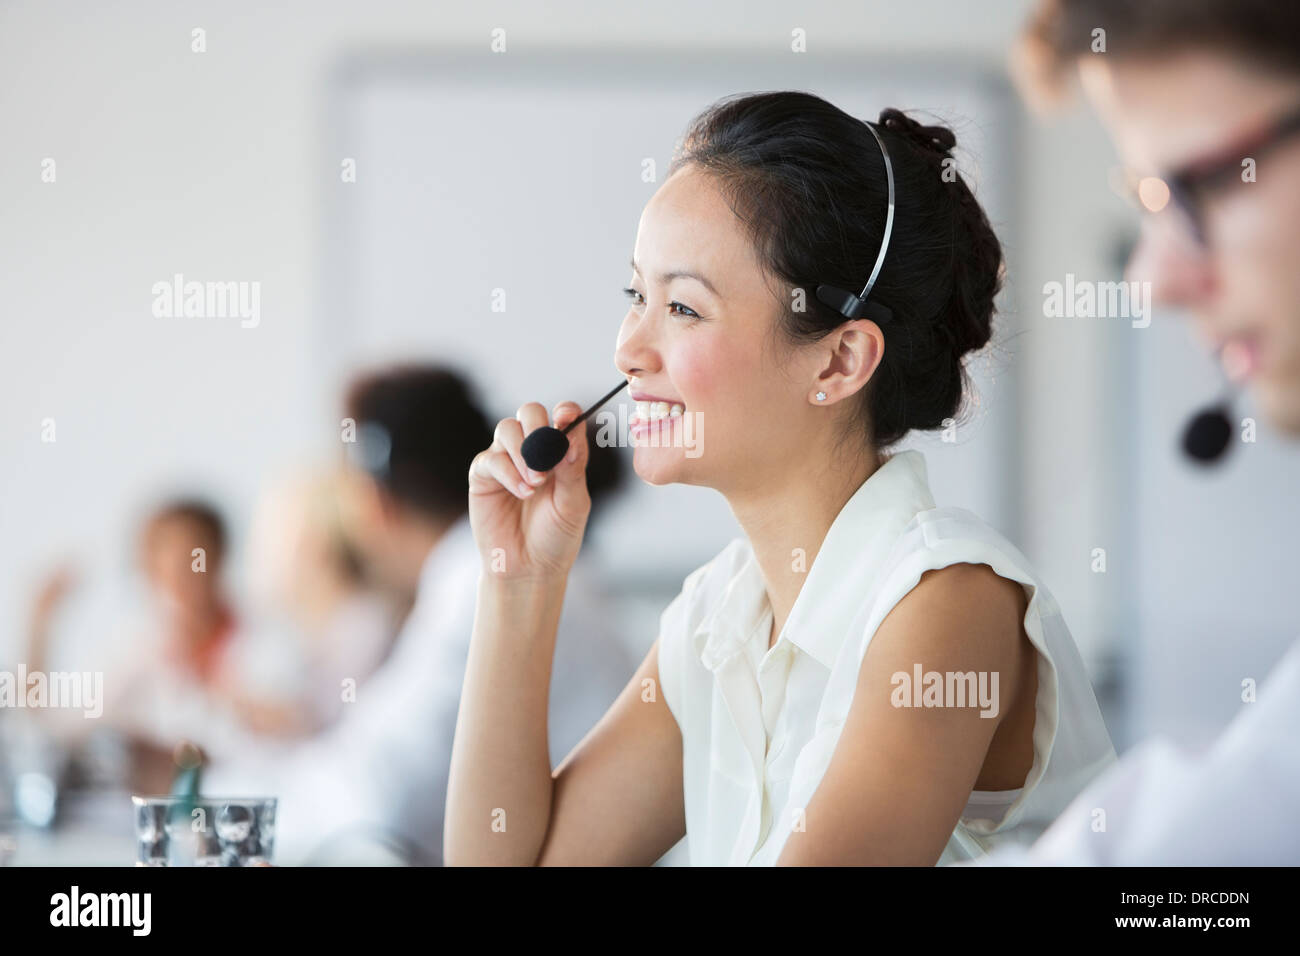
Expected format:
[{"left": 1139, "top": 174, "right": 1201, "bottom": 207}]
[
  {"left": 516, "top": 380, "right": 629, "bottom": 473},
  {"left": 521, "top": 426, "right": 571, "bottom": 473},
  {"left": 1182, "top": 404, "right": 1233, "bottom": 464}
]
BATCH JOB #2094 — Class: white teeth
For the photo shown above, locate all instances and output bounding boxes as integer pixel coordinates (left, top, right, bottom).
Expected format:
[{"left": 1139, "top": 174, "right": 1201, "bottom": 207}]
[{"left": 636, "top": 400, "right": 685, "bottom": 421}]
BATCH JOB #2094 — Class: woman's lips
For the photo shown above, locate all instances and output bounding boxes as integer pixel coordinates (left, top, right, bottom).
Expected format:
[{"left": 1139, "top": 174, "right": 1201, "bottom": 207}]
[{"left": 629, "top": 415, "right": 682, "bottom": 442}]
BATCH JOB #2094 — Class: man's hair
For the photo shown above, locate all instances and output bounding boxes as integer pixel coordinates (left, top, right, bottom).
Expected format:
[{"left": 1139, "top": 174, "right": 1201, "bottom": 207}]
[
  {"left": 1018, "top": 0, "right": 1300, "bottom": 106},
  {"left": 344, "top": 364, "right": 494, "bottom": 524}
]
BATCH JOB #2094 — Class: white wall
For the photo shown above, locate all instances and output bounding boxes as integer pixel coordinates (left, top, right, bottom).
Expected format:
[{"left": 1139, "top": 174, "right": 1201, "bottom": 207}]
[
  {"left": 4, "top": 0, "right": 1292, "bottom": 754},
  {"left": 0, "top": 0, "right": 1080, "bottom": 648}
]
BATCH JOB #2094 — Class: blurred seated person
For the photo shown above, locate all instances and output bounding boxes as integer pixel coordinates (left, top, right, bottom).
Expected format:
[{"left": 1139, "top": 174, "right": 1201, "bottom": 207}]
[
  {"left": 236, "top": 469, "right": 402, "bottom": 738},
  {"left": 131, "top": 499, "right": 238, "bottom": 715},
  {"left": 24, "top": 499, "right": 256, "bottom": 792},
  {"left": 201, "top": 365, "right": 635, "bottom": 864}
]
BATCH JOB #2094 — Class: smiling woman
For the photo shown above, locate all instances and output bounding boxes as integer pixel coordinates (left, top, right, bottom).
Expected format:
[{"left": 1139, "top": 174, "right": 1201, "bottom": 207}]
[{"left": 445, "top": 90, "right": 1116, "bottom": 867}]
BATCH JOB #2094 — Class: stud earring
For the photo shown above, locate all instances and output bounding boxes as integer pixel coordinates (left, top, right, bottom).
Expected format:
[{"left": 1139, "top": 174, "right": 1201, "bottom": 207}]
[{"left": 815, "top": 391, "right": 827, "bottom": 402}]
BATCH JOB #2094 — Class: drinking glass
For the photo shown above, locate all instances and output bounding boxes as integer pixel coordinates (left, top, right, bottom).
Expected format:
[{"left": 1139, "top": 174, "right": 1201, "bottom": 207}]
[{"left": 132, "top": 795, "right": 276, "bottom": 866}]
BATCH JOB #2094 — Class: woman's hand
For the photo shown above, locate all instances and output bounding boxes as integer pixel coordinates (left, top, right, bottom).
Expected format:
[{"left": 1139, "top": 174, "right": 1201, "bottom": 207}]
[{"left": 467, "top": 401, "right": 591, "bottom": 582}]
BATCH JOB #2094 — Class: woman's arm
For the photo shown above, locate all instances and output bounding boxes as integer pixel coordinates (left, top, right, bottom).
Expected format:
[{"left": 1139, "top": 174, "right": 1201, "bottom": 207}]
[
  {"left": 443, "top": 399, "right": 686, "bottom": 866},
  {"left": 536, "top": 636, "right": 685, "bottom": 866},
  {"left": 442, "top": 573, "right": 569, "bottom": 865},
  {"left": 443, "top": 582, "right": 686, "bottom": 866},
  {"left": 777, "top": 561, "right": 1035, "bottom": 865}
]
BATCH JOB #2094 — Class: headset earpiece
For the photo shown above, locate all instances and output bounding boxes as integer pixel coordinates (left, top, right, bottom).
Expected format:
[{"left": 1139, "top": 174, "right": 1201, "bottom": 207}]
[
  {"left": 814, "top": 284, "right": 893, "bottom": 323},
  {"left": 815, "top": 119, "right": 896, "bottom": 323}
]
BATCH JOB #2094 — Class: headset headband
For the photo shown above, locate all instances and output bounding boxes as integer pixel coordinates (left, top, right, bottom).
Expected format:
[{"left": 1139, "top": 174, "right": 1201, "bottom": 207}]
[{"left": 814, "top": 120, "right": 895, "bottom": 323}]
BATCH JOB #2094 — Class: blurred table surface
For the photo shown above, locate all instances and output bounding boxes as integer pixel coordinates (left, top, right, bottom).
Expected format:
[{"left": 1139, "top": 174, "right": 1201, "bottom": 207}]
[
  {"left": 3, "top": 788, "right": 694, "bottom": 866},
  {"left": 5, "top": 788, "right": 135, "bottom": 867}
]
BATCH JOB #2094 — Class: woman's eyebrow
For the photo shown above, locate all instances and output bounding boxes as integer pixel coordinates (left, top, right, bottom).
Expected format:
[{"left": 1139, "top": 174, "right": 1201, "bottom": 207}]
[{"left": 629, "top": 257, "right": 719, "bottom": 296}]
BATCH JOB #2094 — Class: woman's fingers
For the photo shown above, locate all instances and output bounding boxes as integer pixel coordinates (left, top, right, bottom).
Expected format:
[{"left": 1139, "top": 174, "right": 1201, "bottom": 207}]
[
  {"left": 470, "top": 402, "right": 582, "bottom": 500},
  {"left": 515, "top": 401, "right": 553, "bottom": 485},
  {"left": 516, "top": 401, "right": 550, "bottom": 436},
  {"left": 491, "top": 415, "right": 538, "bottom": 491},
  {"left": 469, "top": 447, "right": 534, "bottom": 499},
  {"left": 551, "top": 401, "right": 586, "bottom": 465},
  {"left": 550, "top": 401, "right": 590, "bottom": 507}
]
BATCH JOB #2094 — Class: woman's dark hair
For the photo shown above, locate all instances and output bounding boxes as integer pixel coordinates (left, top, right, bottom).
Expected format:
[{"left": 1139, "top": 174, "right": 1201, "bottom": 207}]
[{"left": 667, "top": 91, "right": 1004, "bottom": 448}]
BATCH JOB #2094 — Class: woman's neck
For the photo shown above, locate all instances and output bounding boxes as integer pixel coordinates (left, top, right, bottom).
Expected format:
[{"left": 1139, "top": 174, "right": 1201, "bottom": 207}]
[{"left": 727, "top": 448, "right": 882, "bottom": 650}]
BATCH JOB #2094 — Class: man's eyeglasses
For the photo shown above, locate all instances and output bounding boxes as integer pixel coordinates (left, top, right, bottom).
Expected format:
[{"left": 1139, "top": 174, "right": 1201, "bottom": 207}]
[{"left": 1113, "top": 103, "right": 1300, "bottom": 250}]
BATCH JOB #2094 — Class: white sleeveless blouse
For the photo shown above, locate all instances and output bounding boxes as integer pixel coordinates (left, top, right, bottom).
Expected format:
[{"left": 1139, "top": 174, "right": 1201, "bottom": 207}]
[{"left": 657, "top": 450, "right": 1117, "bottom": 865}]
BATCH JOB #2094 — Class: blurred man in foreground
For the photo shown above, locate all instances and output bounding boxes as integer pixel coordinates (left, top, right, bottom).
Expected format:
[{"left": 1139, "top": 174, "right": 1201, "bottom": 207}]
[{"left": 982, "top": 0, "right": 1300, "bottom": 864}]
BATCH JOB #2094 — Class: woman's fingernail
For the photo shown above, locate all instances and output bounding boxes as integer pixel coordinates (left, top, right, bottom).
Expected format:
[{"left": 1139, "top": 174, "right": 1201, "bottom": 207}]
[
  {"left": 517, "top": 481, "right": 534, "bottom": 496},
  {"left": 528, "top": 469, "right": 545, "bottom": 485},
  {"left": 566, "top": 445, "right": 578, "bottom": 463}
]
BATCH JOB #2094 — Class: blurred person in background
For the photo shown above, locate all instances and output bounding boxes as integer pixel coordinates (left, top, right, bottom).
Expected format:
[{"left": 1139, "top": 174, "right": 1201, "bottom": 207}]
[
  {"left": 973, "top": 0, "right": 1300, "bottom": 864},
  {"left": 237, "top": 468, "right": 402, "bottom": 737},
  {"left": 201, "top": 364, "right": 634, "bottom": 864},
  {"left": 23, "top": 499, "right": 257, "bottom": 794}
]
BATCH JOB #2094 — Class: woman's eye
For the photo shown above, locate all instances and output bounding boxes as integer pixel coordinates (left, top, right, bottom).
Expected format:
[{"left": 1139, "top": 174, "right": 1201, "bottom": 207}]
[{"left": 621, "top": 287, "right": 699, "bottom": 320}]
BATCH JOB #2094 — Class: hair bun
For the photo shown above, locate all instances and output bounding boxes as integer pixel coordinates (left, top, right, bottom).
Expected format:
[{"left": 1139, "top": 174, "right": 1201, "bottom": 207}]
[{"left": 878, "top": 107, "right": 957, "bottom": 157}]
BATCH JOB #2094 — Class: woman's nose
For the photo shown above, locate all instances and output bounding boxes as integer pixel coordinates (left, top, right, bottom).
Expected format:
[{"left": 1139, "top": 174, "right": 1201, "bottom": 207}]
[{"left": 614, "top": 313, "right": 660, "bottom": 378}]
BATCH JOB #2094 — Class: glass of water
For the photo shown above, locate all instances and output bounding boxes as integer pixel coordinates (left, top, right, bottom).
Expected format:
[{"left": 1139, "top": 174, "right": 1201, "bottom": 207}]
[{"left": 132, "top": 795, "right": 276, "bottom": 866}]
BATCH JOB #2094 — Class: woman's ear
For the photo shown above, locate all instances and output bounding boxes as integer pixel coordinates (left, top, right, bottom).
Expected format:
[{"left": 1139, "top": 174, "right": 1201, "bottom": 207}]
[{"left": 809, "top": 319, "right": 885, "bottom": 404}]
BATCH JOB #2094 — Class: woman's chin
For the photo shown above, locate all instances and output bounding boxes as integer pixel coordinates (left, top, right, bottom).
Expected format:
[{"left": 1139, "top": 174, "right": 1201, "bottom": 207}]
[{"left": 631, "top": 444, "right": 689, "bottom": 485}]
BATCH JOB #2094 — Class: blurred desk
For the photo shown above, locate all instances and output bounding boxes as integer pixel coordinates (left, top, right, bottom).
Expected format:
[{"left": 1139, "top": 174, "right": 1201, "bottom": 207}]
[
  {"left": 9, "top": 824, "right": 133, "bottom": 866},
  {"left": 6, "top": 788, "right": 134, "bottom": 866}
]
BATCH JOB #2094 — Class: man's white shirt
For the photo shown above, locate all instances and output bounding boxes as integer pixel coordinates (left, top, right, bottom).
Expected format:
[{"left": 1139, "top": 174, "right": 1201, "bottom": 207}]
[{"left": 970, "top": 638, "right": 1300, "bottom": 865}]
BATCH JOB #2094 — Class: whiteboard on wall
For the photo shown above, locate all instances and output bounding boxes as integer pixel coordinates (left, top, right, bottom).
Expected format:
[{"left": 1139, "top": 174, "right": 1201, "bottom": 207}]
[{"left": 322, "top": 49, "right": 1020, "bottom": 587}]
